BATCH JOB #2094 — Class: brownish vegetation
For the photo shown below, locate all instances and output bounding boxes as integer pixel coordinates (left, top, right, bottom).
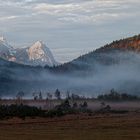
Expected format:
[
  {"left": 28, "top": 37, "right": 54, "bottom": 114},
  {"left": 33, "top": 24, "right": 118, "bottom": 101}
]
[
  {"left": 0, "top": 98, "right": 140, "bottom": 140},
  {"left": 0, "top": 112, "right": 140, "bottom": 140},
  {"left": 95, "top": 34, "right": 140, "bottom": 53}
]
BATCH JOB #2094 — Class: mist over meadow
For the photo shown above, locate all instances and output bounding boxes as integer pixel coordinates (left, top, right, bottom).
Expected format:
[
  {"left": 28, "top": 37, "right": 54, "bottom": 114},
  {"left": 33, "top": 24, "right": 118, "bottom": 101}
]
[{"left": 1, "top": 50, "right": 140, "bottom": 98}]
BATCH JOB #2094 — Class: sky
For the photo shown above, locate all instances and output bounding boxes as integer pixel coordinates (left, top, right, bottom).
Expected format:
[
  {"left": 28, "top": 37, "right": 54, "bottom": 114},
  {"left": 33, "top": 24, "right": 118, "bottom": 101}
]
[{"left": 0, "top": 0, "right": 140, "bottom": 63}]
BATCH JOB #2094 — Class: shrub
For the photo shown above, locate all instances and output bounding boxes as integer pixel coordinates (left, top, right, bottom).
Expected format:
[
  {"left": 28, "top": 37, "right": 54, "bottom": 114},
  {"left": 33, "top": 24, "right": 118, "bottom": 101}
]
[{"left": 0, "top": 104, "right": 45, "bottom": 120}]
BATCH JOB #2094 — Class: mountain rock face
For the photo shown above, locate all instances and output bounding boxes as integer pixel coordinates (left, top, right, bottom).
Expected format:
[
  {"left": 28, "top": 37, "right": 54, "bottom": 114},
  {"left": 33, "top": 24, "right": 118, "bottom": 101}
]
[
  {"left": 0, "top": 37, "right": 59, "bottom": 66},
  {"left": 14, "top": 41, "right": 59, "bottom": 66}
]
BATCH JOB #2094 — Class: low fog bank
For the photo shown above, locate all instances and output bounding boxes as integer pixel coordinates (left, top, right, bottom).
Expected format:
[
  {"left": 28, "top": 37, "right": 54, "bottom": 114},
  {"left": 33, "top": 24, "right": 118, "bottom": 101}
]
[{"left": 1, "top": 51, "right": 140, "bottom": 97}]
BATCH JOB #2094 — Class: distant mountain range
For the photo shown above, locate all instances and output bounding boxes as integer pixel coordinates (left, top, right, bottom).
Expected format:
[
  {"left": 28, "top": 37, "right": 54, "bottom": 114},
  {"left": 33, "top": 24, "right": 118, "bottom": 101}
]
[
  {"left": 0, "top": 36, "right": 59, "bottom": 66},
  {"left": 1, "top": 35, "right": 140, "bottom": 96}
]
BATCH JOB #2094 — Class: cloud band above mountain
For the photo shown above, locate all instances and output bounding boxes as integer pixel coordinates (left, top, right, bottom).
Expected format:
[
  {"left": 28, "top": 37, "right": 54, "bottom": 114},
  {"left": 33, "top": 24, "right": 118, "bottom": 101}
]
[{"left": 0, "top": 0, "right": 139, "bottom": 62}]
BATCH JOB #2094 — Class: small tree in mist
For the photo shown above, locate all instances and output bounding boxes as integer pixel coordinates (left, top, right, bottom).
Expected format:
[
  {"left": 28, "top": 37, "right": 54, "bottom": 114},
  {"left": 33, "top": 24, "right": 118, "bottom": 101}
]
[
  {"left": 73, "top": 102, "right": 78, "bottom": 109},
  {"left": 46, "top": 92, "right": 52, "bottom": 100},
  {"left": 55, "top": 89, "right": 61, "bottom": 100},
  {"left": 100, "top": 102, "right": 106, "bottom": 108},
  {"left": 32, "top": 91, "right": 43, "bottom": 100},
  {"left": 39, "top": 91, "right": 43, "bottom": 100},
  {"left": 66, "top": 90, "right": 71, "bottom": 100},
  {"left": 71, "top": 93, "right": 80, "bottom": 100},
  {"left": 45, "top": 92, "right": 53, "bottom": 110},
  {"left": 80, "top": 101, "right": 88, "bottom": 109},
  {"left": 16, "top": 91, "right": 24, "bottom": 100},
  {"left": 16, "top": 91, "right": 24, "bottom": 105},
  {"left": 32, "top": 92, "right": 38, "bottom": 100}
]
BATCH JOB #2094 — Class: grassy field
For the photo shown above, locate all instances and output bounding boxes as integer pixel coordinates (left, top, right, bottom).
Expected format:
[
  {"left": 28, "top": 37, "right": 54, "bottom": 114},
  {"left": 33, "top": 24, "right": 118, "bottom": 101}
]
[{"left": 0, "top": 113, "right": 140, "bottom": 140}]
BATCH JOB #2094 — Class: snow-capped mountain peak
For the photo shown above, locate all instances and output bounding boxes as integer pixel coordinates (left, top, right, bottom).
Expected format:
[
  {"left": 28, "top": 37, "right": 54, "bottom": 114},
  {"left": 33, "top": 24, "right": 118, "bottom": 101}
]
[
  {"left": 0, "top": 37, "right": 59, "bottom": 67},
  {"left": 0, "top": 36, "right": 13, "bottom": 50},
  {"left": 28, "top": 41, "right": 46, "bottom": 60},
  {"left": 0, "top": 36, "right": 14, "bottom": 59},
  {"left": 27, "top": 41, "right": 58, "bottom": 66},
  {"left": 33, "top": 40, "right": 44, "bottom": 47},
  {"left": 0, "top": 36, "right": 6, "bottom": 43},
  {"left": 29, "top": 41, "right": 46, "bottom": 56}
]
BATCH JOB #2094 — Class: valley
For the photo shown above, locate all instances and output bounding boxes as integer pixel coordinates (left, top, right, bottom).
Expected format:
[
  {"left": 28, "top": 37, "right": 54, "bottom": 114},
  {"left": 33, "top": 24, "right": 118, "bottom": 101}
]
[
  {"left": 1, "top": 35, "right": 140, "bottom": 96},
  {"left": 0, "top": 0, "right": 139, "bottom": 139}
]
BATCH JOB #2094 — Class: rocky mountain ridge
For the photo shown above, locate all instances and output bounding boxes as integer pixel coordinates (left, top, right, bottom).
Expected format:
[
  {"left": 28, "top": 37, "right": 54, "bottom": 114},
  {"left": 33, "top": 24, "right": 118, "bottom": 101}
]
[{"left": 0, "top": 37, "right": 59, "bottom": 66}]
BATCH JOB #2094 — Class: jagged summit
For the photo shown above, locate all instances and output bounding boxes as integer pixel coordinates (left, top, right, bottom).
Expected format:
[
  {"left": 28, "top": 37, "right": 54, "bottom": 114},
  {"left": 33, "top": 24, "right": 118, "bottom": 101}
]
[
  {"left": 33, "top": 40, "right": 44, "bottom": 46},
  {"left": 27, "top": 40, "right": 58, "bottom": 66},
  {"left": 29, "top": 41, "right": 46, "bottom": 52},
  {"left": 0, "top": 37, "right": 59, "bottom": 66}
]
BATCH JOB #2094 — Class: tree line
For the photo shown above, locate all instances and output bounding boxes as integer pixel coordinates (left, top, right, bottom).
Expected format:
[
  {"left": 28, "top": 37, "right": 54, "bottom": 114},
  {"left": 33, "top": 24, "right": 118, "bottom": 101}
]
[
  {"left": 97, "top": 89, "right": 140, "bottom": 101},
  {"left": 11, "top": 88, "right": 140, "bottom": 101}
]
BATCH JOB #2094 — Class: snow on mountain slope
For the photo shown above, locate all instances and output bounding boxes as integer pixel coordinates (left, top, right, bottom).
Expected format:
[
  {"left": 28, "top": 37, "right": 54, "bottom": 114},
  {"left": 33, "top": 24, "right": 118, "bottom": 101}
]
[
  {"left": 0, "top": 37, "right": 59, "bottom": 66},
  {"left": 0, "top": 36, "right": 14, "bottom": 59},
  {"left": 27, "top": 41, "right": 58, "bottom": 66}
]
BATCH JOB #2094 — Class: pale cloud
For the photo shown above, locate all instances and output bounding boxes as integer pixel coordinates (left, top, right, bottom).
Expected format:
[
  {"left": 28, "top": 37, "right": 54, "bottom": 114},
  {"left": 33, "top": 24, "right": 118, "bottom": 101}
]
[
  {"left": 0, "top": 0, "right": 139, "bottom": 62},
  {"left": 32, "top": 0, "right": 140, "bottom": 24},
  {"left": 0, "top": 15, "right": 19, "bottom": 21},
  {"left": 0, "top": 0, "right": 139, "bottom": 24}
]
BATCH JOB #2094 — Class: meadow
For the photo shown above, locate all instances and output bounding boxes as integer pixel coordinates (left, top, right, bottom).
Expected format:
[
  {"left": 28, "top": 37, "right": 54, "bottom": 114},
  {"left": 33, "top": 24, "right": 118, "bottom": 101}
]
[
  {"left": 0, "top": 112, "right": 140, "bottom": 140},
  {"left": 0, "top": 96, "right": 140, "bottom": 140}
]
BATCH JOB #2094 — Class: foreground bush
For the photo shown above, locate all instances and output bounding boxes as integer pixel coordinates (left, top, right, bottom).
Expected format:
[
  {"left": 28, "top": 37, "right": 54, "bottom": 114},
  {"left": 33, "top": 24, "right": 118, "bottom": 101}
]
[
  {"left": 0, "top": 104, "right": 45, "bottom": 119},
  {"left": 46, "top": 100, "right": 92, "bottom": 118}
]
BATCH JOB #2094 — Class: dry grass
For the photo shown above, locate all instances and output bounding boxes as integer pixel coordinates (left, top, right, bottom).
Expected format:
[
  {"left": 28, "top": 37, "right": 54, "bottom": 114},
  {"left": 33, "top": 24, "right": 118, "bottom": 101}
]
[{"left": 0, "top": 113, "right": 140, "bottom": 140}]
